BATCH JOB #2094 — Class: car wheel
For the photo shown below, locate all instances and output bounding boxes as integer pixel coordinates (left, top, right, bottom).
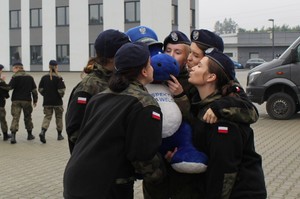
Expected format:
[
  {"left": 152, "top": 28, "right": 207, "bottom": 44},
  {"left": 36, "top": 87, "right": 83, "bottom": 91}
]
[
  {"left": 266, "top": 92, "right": 296, "bottom": 120},
  {"left": 249, "top": 65, "right": 254, "bottom": 69}
]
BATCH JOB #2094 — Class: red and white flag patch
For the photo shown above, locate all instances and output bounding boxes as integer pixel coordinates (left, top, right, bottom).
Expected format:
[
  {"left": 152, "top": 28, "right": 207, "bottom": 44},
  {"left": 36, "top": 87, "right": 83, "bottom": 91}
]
[
  {"left": 218, "top": 126, "right": 228, "bottom": 134},
  {"left": 77, "top": 97, "right": 87, "bottom": 104},
  {"left": 152, "top": 111, "right": 161, "bottom": 120}
]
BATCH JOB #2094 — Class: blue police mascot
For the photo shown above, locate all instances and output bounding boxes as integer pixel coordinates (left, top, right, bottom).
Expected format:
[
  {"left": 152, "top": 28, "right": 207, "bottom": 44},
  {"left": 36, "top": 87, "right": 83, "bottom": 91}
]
[{"left": 146, "top": 53, "right": 207, "bottom": 173}]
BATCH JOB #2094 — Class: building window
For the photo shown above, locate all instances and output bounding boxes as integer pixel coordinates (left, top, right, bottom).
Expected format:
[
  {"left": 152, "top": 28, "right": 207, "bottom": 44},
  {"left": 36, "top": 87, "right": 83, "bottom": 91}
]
[
  {"left": 125, "top": 1, "right": 140, "bottom": 23},
  {"left": 30, "top": 8, "right": 42, "bottom": 28},
  {"left": 89, "top": 4, "right": 103, "bottom": 25},
  {"left": 190, "top": 9, "right": 195, "bottom": 28},
  {"left": 89, "top": 44, "right": 96, "bottom": 57},
  {"left": 172, "top": 5, "right": 178, "bottom": 25},
  {"left": 30, "top": 46, "right": 43, "bottom": 64},
  {"left": 56, "top": 6, "right": 69, "bottom": 26},
  {"left": 57, "top": 45, "right": 69, "bottom": 64},
  {"left": 10, "top": 10, "right": 21, "bottom": 29},
  {"left": 10, "top": 46, "right": 22, "bottom": 65}
]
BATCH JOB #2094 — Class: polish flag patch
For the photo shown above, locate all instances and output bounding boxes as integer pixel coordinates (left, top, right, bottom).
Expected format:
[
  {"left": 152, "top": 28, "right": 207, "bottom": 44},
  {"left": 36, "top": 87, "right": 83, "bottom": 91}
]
[
  {"left": 236, "top": 86, "right": 241, "bottom": 92},
  {"left": 152, "top": 111, "right": 161, "bottom": 120},
  {"left": 77, "top": 97, "right": 87, "bottom": 104},
  {"left": 218, "top": 126, "right": 228, "bottom": 134}
]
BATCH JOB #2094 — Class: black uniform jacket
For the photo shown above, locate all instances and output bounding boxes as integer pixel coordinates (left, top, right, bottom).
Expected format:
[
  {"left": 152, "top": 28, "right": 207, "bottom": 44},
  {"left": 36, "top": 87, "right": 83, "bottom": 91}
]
[
  {"left": 38, "top": 73, "right": 66, "bottom": 106},
  {"left": 8, "top": 70, "right": 38, "bottom": 103},
  {"left": 63, "top": 82, "right": 163, "bottom": 198},
  {"left": 190, "top": 93, "right": 267, "bottom": 199},
  {"left": 65, "top": 65, "right": 112, "bottom": 143},
  {"left": 0, "top": 80, "right": 10, "bottom": 107}
]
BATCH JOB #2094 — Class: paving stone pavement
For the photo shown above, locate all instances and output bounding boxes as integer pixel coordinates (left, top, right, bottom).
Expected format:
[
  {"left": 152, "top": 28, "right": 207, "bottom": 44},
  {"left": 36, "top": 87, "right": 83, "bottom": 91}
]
[{"left": 0, "top": 71, "right": 300, "bottom": 199}]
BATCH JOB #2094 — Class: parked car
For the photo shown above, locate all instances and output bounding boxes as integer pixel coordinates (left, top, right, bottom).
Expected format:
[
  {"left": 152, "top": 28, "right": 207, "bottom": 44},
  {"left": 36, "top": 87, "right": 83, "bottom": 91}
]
[
  {"left": 232, "top": 60, "right": 244, "bottom": 69},
  {"left": 245, "top": 58, "right": 266, "bottom": 69},
  {"left": 246, "top": 36, "right": 300, "bottom": 120}
]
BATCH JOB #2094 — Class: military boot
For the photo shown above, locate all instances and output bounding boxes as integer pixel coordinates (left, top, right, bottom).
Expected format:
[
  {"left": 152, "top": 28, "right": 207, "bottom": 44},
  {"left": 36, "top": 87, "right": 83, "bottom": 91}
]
[
  {"left": 11, "top": 132, "right": 17, "bottom": 144},
  {"left": 3, "top": 132, "right": 11, "bottom": 141},
  {"left": 27, "top": 130, "right": 35, "bottom": 140},
  {"left": 39, "top": 128, "right": 47, "bottom": 144},
  {"left": 57, "top": 130, "right": 64, "bottom": 141}
]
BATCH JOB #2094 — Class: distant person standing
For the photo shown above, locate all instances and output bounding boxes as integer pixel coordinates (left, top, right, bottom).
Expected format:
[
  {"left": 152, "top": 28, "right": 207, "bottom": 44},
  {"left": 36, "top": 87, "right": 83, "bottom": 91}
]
[
  {"left": 38, "top": 60, "right": 66, "bottom": 144},
  {"left": 8, "top": 62, "right": 38, "bottom": 144},
  {"left": 0, "top": 64, "right": 11, "bottom": 141}
]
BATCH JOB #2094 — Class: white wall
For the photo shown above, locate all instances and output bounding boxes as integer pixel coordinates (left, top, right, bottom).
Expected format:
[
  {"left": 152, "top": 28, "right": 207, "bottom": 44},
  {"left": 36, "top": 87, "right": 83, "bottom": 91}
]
[
  {"left": 0, "top": 0, "right": 10, "bottom": 70},
  {"left": 21, "top": 0, "right": 30, "bottom": 70},
  {"left": 140, "top": 0, "right": 171, "bottom": 42},
  {"left": 178, "top": 0, "right": 191, "bottom": 37},
  {"left": 42, "top": 0, "right": 56, "bottom": 71},
  {"left": 103, "top": 0, "right": 124, "bottom": 31},
  {"left": 69, "top": 1, "right": 89, "bottom": 71}
]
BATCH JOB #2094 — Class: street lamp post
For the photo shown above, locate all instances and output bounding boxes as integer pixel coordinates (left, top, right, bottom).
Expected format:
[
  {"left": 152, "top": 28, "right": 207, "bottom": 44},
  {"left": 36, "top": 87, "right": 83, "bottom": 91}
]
[{"left": 268, "top": 19, "right": 275, "bottom": 59}]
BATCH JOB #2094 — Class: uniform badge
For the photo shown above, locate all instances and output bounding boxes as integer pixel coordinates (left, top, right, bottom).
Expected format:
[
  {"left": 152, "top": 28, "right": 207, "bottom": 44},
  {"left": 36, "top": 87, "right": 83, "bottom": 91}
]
[
  {"left": 192, "top": 30, "right": 199, "bottom": 41},
  {"left": 139, "top": 27, "right": 147, "bottom": 35},
  {"left": 218, "top": 126, "right": 228, "bottom": 134},
  {"left": 171, "top": 32, "right": 178, "bottom": 42},
  {"left": 152, "top": 111, "right": 161, "bottom": 120}
]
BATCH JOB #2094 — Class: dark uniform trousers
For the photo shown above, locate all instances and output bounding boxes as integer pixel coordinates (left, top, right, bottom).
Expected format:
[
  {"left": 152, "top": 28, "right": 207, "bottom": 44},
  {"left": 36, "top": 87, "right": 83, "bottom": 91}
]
[
  {"left": 10, "top": 100, "right": 33, "bottom": 132},
  {"left": 0, "top": 107, "right": 8, "bottom": 133},
  {"left": 42, "top": 106, "right": 64, "bottom": 131}
]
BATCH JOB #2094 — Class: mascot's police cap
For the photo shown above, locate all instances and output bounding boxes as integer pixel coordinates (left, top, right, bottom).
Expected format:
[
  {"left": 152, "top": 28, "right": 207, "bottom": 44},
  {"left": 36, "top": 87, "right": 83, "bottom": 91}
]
[
  {"left": 126, "top": 26, "right": 163, "bottom": 47},
  {"left": 191, "top": 29, "right": 224, "bottom": 52}
]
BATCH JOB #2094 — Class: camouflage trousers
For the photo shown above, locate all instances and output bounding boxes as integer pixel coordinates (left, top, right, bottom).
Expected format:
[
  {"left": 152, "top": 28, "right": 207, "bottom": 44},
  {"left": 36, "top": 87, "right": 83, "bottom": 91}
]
[
  {"left": 0, "top": 107, "right": 8, "bottom": 133},
  {"left": 10, "top": 101, "right": 33, "bottom": 133},
  {"left": 42, "top": 106, "right": 64, "bottom": 131}
]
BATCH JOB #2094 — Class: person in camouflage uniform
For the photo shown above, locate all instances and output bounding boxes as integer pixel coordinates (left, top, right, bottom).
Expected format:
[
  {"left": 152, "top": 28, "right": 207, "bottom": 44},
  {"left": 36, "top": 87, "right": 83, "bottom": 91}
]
[
  {"left": 64, "top": 42, "right": 165, "bottom": 199},
  {"left": 184, "top": 48, "right": 267, "bottom": 198},
  {"left": 143, "top": 29, "right": 259, "bottom": 199},
  {"left": 0, "top": 64, "right": 11, "bottom": 141},
  {"left": 8, "top": 62, "right": 38, "bottom": 144},
  {"left": 65, "top": 29, "right": 130, "bottom": 154},
  {"left": 38, "top": 60, "right": 66, "bottom": 143}
]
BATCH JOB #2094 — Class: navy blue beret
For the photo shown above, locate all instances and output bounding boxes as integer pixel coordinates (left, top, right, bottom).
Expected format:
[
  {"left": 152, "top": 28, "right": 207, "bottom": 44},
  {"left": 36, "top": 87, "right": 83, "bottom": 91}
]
[
  {"left": 115, "top": 42, "right": 150, "bottom": 73},
  {"left": 126, "top": 26, "right": 163, "bottom": 47},
  {"left": 191, "top": 29, "right": 224, "bottom": 52},
  {"left": 49, "top": 60, "right": 57, "bottom": 66},
  {"left": 205, "top": 48, "right": 235, "bottom": 80},
  {"left": 0, "top": 64, "right": 4, "bottom": 70},
  {"left": 94, "top": 29, "right": 130, "bottom": 58},
  {"left": 12, "top": 62, "right": 23, "bottom": 67},
  {"left": 163, "top": 30, "right": 191, "bottom": 50}
]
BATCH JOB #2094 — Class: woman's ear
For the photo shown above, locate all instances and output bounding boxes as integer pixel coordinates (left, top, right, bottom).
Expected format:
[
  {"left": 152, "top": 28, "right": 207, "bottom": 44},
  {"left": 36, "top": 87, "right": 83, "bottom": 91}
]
[
  {"left": 140, "top": 67, "right": 148, "bottom": 77},
  {"left": 207, "top": 73, "right": 216, "bottom": 82}
]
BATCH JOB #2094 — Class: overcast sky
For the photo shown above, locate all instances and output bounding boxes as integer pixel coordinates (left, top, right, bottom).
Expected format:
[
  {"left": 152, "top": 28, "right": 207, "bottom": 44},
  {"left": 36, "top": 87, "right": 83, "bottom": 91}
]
[{"left": 198, "top": 0, "right": 300, "bottom": 31}]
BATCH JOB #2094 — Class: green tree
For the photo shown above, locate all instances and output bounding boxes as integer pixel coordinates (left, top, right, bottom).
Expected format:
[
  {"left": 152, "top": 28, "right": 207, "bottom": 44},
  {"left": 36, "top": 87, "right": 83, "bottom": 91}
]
[
  {"left": 214, "top": 18, "right": 300, "bottom": 33},
  {"left": 214, "top": 18, "right": 238, "bottom": 34}
]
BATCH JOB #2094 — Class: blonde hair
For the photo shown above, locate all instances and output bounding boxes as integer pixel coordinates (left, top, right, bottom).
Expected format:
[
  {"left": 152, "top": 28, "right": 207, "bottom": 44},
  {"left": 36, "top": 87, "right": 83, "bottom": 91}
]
[{"left": 49, "top": 65, "right": 58, "bottom": 80}]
